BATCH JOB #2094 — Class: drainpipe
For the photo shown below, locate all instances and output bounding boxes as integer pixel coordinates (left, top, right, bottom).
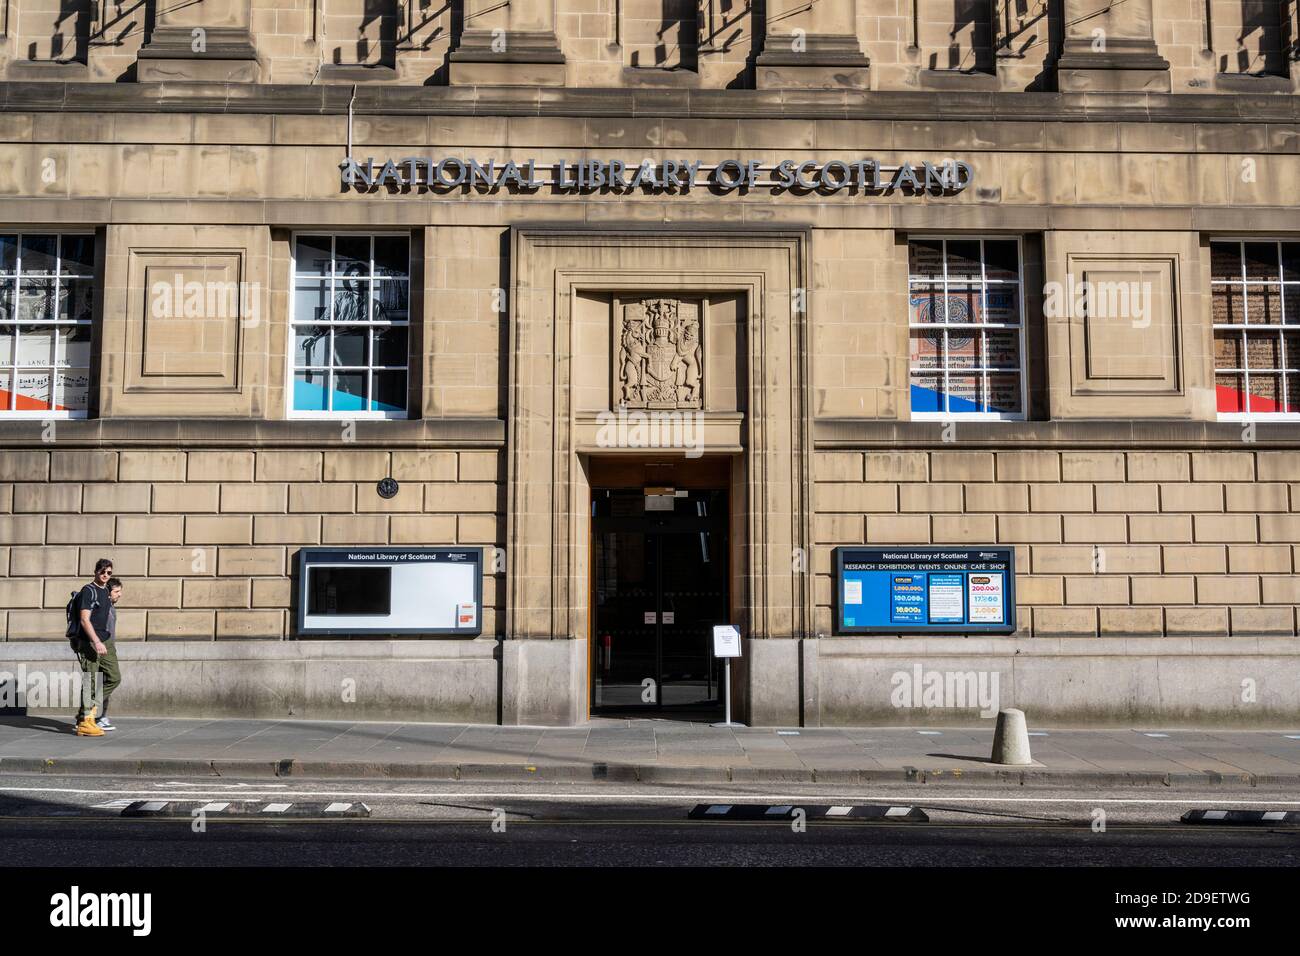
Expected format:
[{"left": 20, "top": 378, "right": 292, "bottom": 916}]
[{"left": 346, "top": 83, "right": 357, "bottom": 160}]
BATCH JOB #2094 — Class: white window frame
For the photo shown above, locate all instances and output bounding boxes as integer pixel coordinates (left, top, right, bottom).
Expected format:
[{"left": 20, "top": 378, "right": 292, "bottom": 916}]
[
  {"left": 907, "top": 235, "right": 1028, "bottom": 422},
  {"left": 1210, "top": 237, "right": 1300, "bottom": 421},
  {"left": 0, "top": 230, "right": 95, "bottom": 420},
  {"left": 288, "top": 231, "right": 412, "bottom": 420}
]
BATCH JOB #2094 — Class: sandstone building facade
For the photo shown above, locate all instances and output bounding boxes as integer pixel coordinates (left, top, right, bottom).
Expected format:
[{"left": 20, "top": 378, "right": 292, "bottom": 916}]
[{"left": 1, "top": 0, "right": 1299, "bottom": 725}]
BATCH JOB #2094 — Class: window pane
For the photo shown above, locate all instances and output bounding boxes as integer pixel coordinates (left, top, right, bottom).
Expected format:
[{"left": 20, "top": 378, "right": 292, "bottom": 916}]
[
  {"left": 909, "top": 286, "right": 945, "bottom": 324},
  {"left": 1288, "top": 374, "right": 1300, "bottom": 413},
  {"left": 332, "top": 279, "right": 370, "bottom": 321},
  {"left": 56, "top": 325, "right": 91, "bottom": 368},
  {"left": 983, "top": 240, "right": 1020, "bottom": 281},
  {"left": 1248, "top": 373, "right": 1281, "bottom": 413},
  {"left": 0, "top": 283, "right": 12, "bottom": 322},
  {"left": 1243, "top": 242, "right": 1279, "bottom": 280},
  {"left": 294, "top": 326, "right": 330, "bottom": 367},
  {"left": 19, "top": 236, "right": 58, "bottom": 274},
  {"left": 946, "top": 374, "right": 980, "bottom": 413},
  {"left": 1210, "top": 242, "right": 1241, "bottom": 280},
  {"left": 946, "top": 330, "right": 978, "bottom": 369},
  {"left": 1246, "top": 333, "right": 1281, "bottom": 370},
  {"left": 371, "top": 370, "right": 406, "bottom": 412},
  {"left": 18, "top": 279, "right": 56, "bottom": 322},
  {"left": 293, "top": 369, "right": 329, "bottom": 411},
  {"left": 0, "top": 326, "right": 11, "bottom": 364},
  {"left": 985, "top": 329, "right": 1021, "bottom": 368},
  {"left": 373, "top": 236, "right": 410, "bottom": 278},
  {"left": 335, "top": 237, "right": 371, "bottom": 278},
  {"left": 910, "top": 374, "right": 943, "bottom": 413},
  {"left": 0, "top": 236, "right": 16, "bottom": 273},
  {"left": 60, "top": 236, "right": 95, "bottom": 275},
  {"left": 908, "top": 240, "right": 945, "bottom": 280},
  {"left": 945, "top": 240, "right": 982, "bottom": 279},
  {"left": 986, "top": 374, "right": 1022, "bottom": 414},
  {"left": 372, "top": 326, "right": 408, "bottom": 367},
  {"left": 1285, "top": 332, "right": 1300, "bottom": 371},
  {"left": 1283, "top": 286, "right": 1300, "bottom": 325},
  {"left": 54, "top": 370, "right": 89, "bottom": 412},
  {"left": 372, "top": 281, "right": 409, "bottom": 322},
  {"left": 16, "top": 326, "right": 55, "bottom": 366},
  {"left": 939, "top": 286, "right": 980, "bottom": 324},
  {"left": 1282, "top": 243, "right": 1300, "bottom": 282},
  {"left": 0, "top": 372, "right": 9, "bottom": 409},
  {"left": 14, "top": 370, "right": 52, "bottom": 410},
  {"left": 1212, "top": 286, "right": 1244, "bottom": 325},
  {"left": 295, "top": 237, "right": 333, "bottom": 276},
  {"left": 909, "top": 330, "right": 942, "bottom": 369},
  {"left": 1216, "top": 373, "right": 1245, "bottom": 412},
  {"left": 1246, "top": 287, "right": 1282, "bottom": 324},
  {"left": 294, "top": 282, "right": 330, "bottom": 324},
  {"left": 1214, "top": 330, "right": 1243, "bottom": 369},
  {"left": 332, "top": 372, "right": 367, "bottom": 412},
  {"left": 59, "top": 278, "right": 94, "bottom": 322},
  {"left": 331, "top": 327, "right": 367, "bottom": 366},
  {"left": 982, "top": 286, "right": 1019, "bottom": 324}
]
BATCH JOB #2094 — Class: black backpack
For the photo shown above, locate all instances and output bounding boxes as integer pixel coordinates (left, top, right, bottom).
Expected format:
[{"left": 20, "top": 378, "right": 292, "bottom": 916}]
[{"left": 65, "top": 587, "right": 95, "bottom": 648}]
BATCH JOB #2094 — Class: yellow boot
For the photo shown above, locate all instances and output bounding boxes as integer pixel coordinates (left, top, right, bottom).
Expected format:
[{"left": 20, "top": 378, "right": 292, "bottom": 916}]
[{"left": 76, "top": 717, "right": 104, "bottom": 737}]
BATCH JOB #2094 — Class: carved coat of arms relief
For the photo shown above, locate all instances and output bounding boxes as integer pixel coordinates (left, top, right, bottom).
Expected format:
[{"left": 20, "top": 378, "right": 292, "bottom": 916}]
[{"left": 615, "top": 297, "right": 702, "bottom": 409}]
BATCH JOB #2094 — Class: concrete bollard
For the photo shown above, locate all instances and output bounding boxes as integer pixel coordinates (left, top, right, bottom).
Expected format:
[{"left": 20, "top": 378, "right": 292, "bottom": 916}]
[{"left": 990, "top": 708, "right": 1033, "bottom": 766}]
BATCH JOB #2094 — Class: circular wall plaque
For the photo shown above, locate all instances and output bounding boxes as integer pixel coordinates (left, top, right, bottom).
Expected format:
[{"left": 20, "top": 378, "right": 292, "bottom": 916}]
[{"left": 376, "top": 477, "right": 399, "bottom": 500}]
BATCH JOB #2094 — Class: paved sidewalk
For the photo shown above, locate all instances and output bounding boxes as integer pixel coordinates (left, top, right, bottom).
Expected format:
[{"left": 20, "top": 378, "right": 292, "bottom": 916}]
[{"left": 4, "top": 716, "right": 1300, "bottom": 787}]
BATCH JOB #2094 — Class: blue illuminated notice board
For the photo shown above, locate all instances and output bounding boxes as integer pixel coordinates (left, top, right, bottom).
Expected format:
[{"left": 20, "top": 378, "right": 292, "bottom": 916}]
[{"left": 834, "top": 547, "right": 1016, "bottom": 634}]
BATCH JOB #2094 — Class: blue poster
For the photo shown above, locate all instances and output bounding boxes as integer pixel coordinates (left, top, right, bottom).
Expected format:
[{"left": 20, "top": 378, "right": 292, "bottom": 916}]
[
  {"left": 890, "top": 575, "right": 927, "bottom": 625},
  {"left": 834, "top": 547, "right": 1015, "bottom": 634}
]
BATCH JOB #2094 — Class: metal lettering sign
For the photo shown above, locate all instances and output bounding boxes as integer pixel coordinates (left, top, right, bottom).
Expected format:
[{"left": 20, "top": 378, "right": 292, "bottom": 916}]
[
  {"left": 341, "top": 156, "right": 974, "bottom": 196},
  {"left": 833, "top": 546, "right": 1016, "bottom": 634}
]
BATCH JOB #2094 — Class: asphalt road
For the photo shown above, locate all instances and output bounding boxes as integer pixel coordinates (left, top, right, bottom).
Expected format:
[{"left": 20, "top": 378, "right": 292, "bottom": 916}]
[{"left": 2, "top": 773, "right": 1299, "bottom": 866}]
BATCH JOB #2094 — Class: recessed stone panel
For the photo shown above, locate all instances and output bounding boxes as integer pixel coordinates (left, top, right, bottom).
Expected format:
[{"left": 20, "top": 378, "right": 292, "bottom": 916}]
[
  {"left": 136, "top": 257, "right": 243, "bottom": 384},
  {"left": 1072, "top": 258, "right": 1178, "bottom": 390}
]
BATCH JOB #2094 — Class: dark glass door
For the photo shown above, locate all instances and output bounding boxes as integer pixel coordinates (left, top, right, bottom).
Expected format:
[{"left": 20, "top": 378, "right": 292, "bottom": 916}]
[{"left": 592, "top": 489, "right": 728, "bottom": 717}]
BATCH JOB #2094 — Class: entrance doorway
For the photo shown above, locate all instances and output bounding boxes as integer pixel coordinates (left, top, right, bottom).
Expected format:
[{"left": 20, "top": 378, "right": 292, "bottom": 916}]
[{"left": 591, "top": 487, "right": 728, "bottom": 718}]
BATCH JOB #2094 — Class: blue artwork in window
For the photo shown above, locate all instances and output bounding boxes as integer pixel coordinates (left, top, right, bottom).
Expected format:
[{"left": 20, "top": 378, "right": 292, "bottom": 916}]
[
  {"left": 292, "top": 377, "right": 328, "bottom": 411},
  {"left": 910, "top": 382, "right": 982, "bottom": 414}
]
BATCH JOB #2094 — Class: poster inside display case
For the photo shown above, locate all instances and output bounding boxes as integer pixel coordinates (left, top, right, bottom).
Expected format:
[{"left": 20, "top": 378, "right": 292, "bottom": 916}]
[{"left": 834, "top": 546, "right": 1017, "bottom": 634}]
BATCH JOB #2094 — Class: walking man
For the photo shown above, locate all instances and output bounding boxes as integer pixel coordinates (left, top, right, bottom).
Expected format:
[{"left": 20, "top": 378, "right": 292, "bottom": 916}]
[
  {"left": 72, "top": 558, "right": 119, "bottom": 737},
  {"left": 96, "top": 577, "right": 124, "bottom": 731}
]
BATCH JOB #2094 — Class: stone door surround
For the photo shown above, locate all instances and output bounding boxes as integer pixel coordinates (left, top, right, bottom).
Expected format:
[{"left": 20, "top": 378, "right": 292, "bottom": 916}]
[{"left": 506, "top": 227, "right": 813, "bottom": 649}]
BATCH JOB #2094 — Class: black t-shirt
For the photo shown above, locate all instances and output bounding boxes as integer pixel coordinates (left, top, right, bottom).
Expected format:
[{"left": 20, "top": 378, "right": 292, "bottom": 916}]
[{"left": 75, "top": 583, "right": 112, "bottom": 640}]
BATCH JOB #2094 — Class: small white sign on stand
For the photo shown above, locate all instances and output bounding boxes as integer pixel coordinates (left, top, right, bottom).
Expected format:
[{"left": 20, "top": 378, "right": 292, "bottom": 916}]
[{"left": 711, "top": 625, "right": 745, "bottom": 728}]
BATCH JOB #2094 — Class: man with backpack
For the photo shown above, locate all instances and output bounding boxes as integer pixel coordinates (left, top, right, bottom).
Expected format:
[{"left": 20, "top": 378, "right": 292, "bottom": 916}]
[{"left": 67, "top": 558, "right": 122, "bottom": 736}]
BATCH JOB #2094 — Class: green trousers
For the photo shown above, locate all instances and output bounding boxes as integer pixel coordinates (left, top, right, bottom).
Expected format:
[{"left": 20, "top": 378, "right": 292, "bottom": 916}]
[{"left": 75, "top": 640, "right": 120, "bottom": 720}]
